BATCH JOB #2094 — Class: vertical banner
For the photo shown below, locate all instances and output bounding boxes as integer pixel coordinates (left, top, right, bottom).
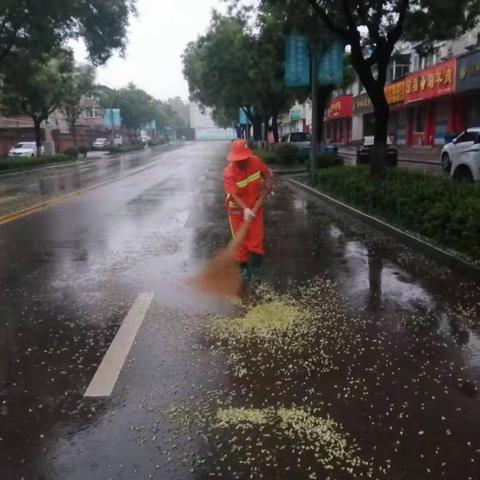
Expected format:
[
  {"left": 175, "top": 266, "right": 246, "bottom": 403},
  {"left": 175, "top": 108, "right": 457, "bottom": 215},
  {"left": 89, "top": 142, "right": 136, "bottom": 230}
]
[
  {"left": 104, "top": 109, "right": 122, "bottom": 129},
  {"left": 239, "top": 109, "right": 248, "bottom": 125},
  {"left": 318, "top": 40, "right": 344, "bottom": 86},
  {"left": 285, "top": 34, "right": 310, "bottom": 87}
]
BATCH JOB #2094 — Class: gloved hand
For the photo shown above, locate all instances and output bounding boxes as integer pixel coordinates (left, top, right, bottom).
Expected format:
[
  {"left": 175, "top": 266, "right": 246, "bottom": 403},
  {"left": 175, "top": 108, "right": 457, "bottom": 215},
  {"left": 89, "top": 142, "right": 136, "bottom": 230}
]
[{"left": 243, "top": 208, "right": 256, "bottom": 221}]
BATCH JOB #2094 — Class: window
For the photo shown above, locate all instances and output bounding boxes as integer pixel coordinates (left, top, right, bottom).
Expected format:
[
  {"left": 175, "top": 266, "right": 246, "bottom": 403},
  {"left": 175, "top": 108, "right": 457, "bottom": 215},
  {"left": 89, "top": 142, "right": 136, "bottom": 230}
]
[
  {"left": 456, "top": 132, "right": 477, "bottom": 143},
  {"left": 290, "top": 132, "right": 311, "bottom": 142},
  {"left": 85, "top": 107, "right": 101, "bottom": 118}
]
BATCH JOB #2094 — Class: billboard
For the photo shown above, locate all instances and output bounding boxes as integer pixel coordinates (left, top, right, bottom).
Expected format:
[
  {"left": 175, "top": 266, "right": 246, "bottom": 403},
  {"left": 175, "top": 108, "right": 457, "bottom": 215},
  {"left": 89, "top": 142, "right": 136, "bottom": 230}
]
[{"left": 405, "top": 59, "right": 456, "bottom": 103}]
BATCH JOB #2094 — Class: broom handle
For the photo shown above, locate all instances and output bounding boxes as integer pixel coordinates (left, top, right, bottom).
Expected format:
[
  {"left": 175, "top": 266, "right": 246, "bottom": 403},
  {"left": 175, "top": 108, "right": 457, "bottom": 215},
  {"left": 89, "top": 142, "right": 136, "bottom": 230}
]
[{"left": 227, "top": 195, "right": 265, "bottom": 255}]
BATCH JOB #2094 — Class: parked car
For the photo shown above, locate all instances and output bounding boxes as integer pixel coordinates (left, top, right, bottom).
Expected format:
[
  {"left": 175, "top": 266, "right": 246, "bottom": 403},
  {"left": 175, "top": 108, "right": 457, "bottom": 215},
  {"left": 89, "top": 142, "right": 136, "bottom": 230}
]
[
  {"left": 441, "top": 128, "right": 480, "bottom": 181},
  {"left": 281, "top": 132, "right": 311, "bottom": 149},
  {"left": 356, "top": 136, "right": 398, "bottom": 166},
  {"left": 8, "top": 142, "right": 44, "bottom": 157},
  {"left": 92, "top": 138, "right": 109, "bottom": 151},
  {"left": 112, "top": 136, "right": 123, "bottom": 147}
]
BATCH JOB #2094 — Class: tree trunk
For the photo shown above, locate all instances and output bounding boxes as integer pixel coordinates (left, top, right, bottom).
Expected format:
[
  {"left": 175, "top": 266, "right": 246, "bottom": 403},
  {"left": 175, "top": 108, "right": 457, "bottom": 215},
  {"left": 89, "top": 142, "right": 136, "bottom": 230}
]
[
  {"left": 317, "top": 85, "right": 333, "bottom": 146},
  {"left": 252, "top": 115, "right": 262, "bottom": 143},
  {"left": 263, "top": 114, "right": 269, "bottom": 143},
  {"left": 71, "top": 123, "right": 77, "bottom": 147},
  {"left": 272, "top": 114, "right": 279, "bottom": 143},
  {"left": 33, "top": 117, "right": 43, "bottom": 156},
  {"left": 371, "top": 97, "right": 389, "bottom": 179}
]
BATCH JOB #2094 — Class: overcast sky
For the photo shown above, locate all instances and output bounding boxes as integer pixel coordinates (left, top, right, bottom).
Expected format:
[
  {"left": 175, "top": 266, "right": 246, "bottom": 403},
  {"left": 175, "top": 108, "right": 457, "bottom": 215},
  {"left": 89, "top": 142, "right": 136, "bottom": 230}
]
[{"left": 74, "top": 0, "right": 226, "bottom": 102}]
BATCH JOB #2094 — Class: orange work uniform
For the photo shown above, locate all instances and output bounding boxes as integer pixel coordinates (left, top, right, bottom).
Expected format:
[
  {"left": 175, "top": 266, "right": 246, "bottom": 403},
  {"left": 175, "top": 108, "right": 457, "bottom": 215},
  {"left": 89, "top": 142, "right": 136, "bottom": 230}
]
[{"left": 223, "top": 155, "right": 269, "bottom": 264}]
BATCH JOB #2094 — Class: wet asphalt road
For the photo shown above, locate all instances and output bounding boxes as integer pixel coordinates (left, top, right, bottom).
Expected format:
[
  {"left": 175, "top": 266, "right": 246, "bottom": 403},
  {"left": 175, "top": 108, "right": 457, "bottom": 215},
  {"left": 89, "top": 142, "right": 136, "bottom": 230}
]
[{"left": 1, "top": 142, "right": 480, "bottom": 479}]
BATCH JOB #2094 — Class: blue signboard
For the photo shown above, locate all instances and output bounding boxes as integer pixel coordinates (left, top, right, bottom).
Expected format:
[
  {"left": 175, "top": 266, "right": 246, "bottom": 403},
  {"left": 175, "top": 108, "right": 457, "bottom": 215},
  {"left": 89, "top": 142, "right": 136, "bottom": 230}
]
[
  {"left": 104, "top": 108, "right": 122, "bottom": 129},
  {"left": 285, "top": 34, "right": 310, "bottom": 87},
  {"left": 318, "top": 40, "right": 344, "bottom": 86},
  {"left": 239, "top": 109, "right": 248, "bottom": 125},
  {"left": 143, "top": 119, "right": 157, "bottom": 131}
]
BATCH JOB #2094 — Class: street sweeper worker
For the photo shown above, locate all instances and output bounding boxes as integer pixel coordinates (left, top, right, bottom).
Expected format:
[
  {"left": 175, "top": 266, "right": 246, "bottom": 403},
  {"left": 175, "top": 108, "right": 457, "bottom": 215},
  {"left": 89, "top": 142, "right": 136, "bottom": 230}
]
[{"left": 224, "top": 139, "right": 273, "bottom": 279}]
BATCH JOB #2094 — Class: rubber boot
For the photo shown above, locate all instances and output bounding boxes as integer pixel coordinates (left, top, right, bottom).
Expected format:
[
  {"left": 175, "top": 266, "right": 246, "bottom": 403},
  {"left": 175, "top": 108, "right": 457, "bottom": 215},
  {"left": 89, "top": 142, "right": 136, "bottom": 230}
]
[
  {"left": 249, "top": 253, "right": 263, "bottom": 279},
  {"left": 239, "top": 262, "right": 250, "bottom": 280}
]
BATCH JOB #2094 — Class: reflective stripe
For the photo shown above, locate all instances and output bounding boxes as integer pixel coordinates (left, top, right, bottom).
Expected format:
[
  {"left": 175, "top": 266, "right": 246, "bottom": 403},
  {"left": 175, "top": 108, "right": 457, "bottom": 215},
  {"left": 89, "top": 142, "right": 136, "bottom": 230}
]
[{"left": 236, "top": 171, "right": 261, "bottom": 189}]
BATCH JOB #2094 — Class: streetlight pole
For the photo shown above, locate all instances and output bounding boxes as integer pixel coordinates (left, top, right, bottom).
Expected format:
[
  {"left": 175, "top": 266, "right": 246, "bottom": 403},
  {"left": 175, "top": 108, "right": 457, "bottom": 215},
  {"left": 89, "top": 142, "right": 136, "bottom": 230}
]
[{"left": 310, "top": 40, "right": 319, "bottom": 179}]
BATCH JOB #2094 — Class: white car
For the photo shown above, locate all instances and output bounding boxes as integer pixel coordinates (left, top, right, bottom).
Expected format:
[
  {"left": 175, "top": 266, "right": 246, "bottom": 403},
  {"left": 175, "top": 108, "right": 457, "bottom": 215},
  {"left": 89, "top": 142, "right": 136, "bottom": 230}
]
[
  {"left": 441, "top": 127, "right": 480, "bottom": 181},
  {"left": 8, "top": 142, "right": 43, "bottom": 157},
  {"left": 92, "top": 138, "right": 109, "bottom": 151},
  {"left": 281, "top": 132, "right": 311, "bottom": 149}
]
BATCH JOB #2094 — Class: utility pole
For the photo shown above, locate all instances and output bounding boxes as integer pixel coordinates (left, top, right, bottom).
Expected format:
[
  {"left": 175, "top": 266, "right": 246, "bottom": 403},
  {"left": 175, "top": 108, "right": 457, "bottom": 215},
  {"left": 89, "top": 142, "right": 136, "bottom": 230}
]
[{"left": 310, "top": 41, "right": 319, "bottom": 179}]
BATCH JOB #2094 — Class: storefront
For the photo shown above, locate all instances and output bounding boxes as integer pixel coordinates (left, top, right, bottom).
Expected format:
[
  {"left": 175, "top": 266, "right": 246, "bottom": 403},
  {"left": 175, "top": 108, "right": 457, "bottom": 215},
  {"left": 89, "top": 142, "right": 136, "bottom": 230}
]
[
  {"left": 326, "top": 95, "right": 353, "bottom": 144},
  {"left": 404, "top": 59, "right": 457, "bottom": 145},
  {"left": 456, "top": 50, "right": 480, "bottom": 128}
]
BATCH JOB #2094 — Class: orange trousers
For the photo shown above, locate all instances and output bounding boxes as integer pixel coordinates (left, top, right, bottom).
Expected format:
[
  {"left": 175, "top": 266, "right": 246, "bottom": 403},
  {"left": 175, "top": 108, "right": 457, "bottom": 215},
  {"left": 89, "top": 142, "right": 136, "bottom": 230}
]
[{"left": 228, "top": 208, "right": 265, "bottom": 264}]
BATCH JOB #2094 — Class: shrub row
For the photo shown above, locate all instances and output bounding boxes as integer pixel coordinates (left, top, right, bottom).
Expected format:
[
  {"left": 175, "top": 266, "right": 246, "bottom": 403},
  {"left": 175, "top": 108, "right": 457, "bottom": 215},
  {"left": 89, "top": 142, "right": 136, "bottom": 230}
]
[
  {"left": 315, "top": 166, "right": 480, "bottom": 261},
  {"left": 254, "top": 145, "right": 343, "bottom": 168},
  {"left": 108, "top": 144, "right": 146, "bottom": 154},
  {"left": 0, "top": 154, "right": 70, "bottom": 171}
]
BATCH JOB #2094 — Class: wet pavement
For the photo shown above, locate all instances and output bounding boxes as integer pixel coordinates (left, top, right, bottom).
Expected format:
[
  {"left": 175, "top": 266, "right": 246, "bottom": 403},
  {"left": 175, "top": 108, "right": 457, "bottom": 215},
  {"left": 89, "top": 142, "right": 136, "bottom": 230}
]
[{"left": 0, "top": 141, "right": 479, "bottom": 479}]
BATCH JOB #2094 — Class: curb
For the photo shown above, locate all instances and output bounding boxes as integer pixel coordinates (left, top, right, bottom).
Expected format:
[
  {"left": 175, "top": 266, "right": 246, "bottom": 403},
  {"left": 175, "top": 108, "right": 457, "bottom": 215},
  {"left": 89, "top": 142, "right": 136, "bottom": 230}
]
[
  {"left": 289, "top": 178, "right": 480, "bottom": 279},
  {"left": 272, "top": 168, "right": 308, "bottom": 175}
]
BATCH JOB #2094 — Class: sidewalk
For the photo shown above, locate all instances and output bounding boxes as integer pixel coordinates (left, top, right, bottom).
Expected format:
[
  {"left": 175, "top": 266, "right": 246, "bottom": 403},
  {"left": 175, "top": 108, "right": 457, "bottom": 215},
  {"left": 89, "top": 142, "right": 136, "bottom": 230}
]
[{"left": 340, "top": 144, "right": 442, "bottom": 165}]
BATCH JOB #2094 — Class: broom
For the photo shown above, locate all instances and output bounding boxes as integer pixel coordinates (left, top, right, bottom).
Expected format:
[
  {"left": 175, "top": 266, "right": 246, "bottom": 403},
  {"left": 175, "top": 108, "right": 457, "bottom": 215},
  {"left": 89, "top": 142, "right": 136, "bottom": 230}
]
[{"left": 191, "top": 195, "right": 265, "bottom": 297}]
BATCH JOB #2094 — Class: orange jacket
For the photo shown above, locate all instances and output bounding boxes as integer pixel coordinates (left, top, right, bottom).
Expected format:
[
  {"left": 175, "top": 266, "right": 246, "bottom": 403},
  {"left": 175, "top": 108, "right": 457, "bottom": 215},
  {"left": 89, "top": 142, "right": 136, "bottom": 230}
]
[{"left": 223, "top": 156, "right": 269, "bottom": 211}]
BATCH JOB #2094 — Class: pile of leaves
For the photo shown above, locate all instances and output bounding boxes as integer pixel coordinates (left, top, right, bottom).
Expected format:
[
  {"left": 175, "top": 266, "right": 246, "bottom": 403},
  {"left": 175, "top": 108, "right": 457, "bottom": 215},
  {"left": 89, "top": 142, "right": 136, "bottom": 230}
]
[{"left": 315, "top": 166, "right": 480, "bottom": 261}]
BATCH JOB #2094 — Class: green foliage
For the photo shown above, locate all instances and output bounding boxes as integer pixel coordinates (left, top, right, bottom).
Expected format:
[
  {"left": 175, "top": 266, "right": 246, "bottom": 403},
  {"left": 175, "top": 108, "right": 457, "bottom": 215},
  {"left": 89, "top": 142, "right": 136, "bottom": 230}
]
[
  {"left": 253, "top": 148, "right": 278, "bottom": 164},
  {"left": 78, "top": 145, "right": 89, "bottom": 157},
  {"left": 0, "top": 154, "right": 69, "bottom": 171},
  {"left": 275, "top": 143, "right": 301, "bottom": 165},
  {"left": 63, "top": 147, "right": 79, "bottom": 160},
  {"left": 315, "top": 167, "right": 480, "bottom": 260},
  {"left": 0, "top": 0, "right": 136, "bottom": 68},
  {"left": 61, "top": 64, "right": 96, "bottom": 137},
  {"left": 316, "top": 152, "right": 343, "bottom": 169},
  {"left": 108, "top": 144, "right": 145, "bottom": 154}
]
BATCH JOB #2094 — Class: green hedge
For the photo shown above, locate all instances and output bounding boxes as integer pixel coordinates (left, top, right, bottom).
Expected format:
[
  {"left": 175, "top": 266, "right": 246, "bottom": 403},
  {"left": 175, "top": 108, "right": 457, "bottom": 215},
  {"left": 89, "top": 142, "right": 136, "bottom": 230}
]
[
  {"left": 253, "top": 148, "right": 278, "bottom": 164},
  {"left": 108, "top": 144, "right": 146, "bottom": 154},
  {"left": 315, "top": 166, "right": 480, "bottom": 261},
  {"left": 0, "top": 154, "right": 69, "bottom": 171}
]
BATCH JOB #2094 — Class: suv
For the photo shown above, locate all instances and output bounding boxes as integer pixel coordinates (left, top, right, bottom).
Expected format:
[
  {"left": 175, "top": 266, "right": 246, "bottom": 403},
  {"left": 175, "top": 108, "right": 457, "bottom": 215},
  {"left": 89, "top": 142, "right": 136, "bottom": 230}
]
[
  {"left": 441, "top": 128, "right": 480, "bottom": 181},
  {"left": 281, "top": 132, "right": 311, "bottom": 149}
]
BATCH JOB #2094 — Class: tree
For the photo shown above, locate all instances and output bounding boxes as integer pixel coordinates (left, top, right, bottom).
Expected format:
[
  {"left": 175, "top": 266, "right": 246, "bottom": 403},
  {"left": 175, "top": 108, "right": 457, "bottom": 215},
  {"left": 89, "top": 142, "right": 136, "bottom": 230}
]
[
  {"left": 182, "top": 11, "right": 294, "bottom": 142},
  {"left": 113, "top": 84, "right": 156, "bottom": 133},
  {"left": 267, "top": 0, "right": 480, "bottom": 177},
  {"left": 0, "top": 52, "right": 76, "bottom": 153},
  {"left": 0, "top": 0, "right": 136, "bottom": 69},
  {"left": 61, "top": 65, "right": 96, "bottom": 146}
]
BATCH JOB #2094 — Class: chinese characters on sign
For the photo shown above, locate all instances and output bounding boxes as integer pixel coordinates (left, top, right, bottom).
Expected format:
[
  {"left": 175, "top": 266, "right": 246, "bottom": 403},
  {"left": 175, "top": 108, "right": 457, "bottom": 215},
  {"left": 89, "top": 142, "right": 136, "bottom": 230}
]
[
  {"left": 327, "top": 95, "right": 353, "bottom": 120},
  {"left": 284, "top": 34, "right": 310, "bottom": 87},
  {"left": 405, "top": 59, "right": 456, "bottom": 103},
  {"left": 384, "top": 80, "right": 405, "bottom": 105}
]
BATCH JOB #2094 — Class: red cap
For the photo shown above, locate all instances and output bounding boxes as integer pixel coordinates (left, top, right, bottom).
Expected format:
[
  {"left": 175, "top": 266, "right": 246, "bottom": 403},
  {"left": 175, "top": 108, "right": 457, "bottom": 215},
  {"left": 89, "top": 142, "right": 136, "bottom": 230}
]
[{"left": 227, "top": 139, "right": 253, "bottom": 162}]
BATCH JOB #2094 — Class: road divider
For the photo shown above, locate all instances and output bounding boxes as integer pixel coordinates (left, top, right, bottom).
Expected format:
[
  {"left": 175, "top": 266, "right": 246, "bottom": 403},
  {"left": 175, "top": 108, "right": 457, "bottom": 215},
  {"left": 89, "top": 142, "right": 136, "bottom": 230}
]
[{"left": 84, "top": 292, "right": 154, "bottom": 398}]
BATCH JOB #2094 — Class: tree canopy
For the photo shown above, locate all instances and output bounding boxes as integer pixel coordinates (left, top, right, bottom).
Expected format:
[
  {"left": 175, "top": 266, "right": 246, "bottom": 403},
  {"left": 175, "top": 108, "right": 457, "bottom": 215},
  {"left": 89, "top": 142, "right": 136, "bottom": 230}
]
[{"left": 0, "top": 0, "right": 136, "bottom": 68}]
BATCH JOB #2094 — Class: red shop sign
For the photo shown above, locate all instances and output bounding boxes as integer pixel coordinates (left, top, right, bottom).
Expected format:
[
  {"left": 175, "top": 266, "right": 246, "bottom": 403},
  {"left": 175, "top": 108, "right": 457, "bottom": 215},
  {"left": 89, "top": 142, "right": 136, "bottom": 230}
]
[
  {"left": 327, "top": 95, "right": 353, "bottom": 119},
  {"left": 405, "top": 59, "right": 456, "bottom": 103}
]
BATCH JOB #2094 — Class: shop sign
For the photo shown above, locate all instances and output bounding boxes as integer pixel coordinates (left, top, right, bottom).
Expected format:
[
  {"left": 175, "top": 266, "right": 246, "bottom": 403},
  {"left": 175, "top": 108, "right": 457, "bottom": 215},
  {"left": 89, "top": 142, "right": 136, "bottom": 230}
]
[
  {"left": 290, "top": 109, "right": 302, "bottom": 121},
  {"left": 384, "top": 79, "right": 405, "bottom": 105},
  {"left": 457, "top": 50, "right": 480, "bottom": 93},
  {"left": 327, "top": 95, "right": 353, "bottom": 120},
  {"left": 352, "top": 93, "right": 373, "bottom": 114},
  {"left": 405, "top": 59, "right": 456, "bottom": 103}
]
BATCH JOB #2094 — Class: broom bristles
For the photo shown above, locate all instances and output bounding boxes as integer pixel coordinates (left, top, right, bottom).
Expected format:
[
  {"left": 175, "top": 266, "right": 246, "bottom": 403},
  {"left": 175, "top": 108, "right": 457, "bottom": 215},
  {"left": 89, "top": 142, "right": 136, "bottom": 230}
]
[{"left": 191, "top": 248, "right": 241, "bottom": 297}]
